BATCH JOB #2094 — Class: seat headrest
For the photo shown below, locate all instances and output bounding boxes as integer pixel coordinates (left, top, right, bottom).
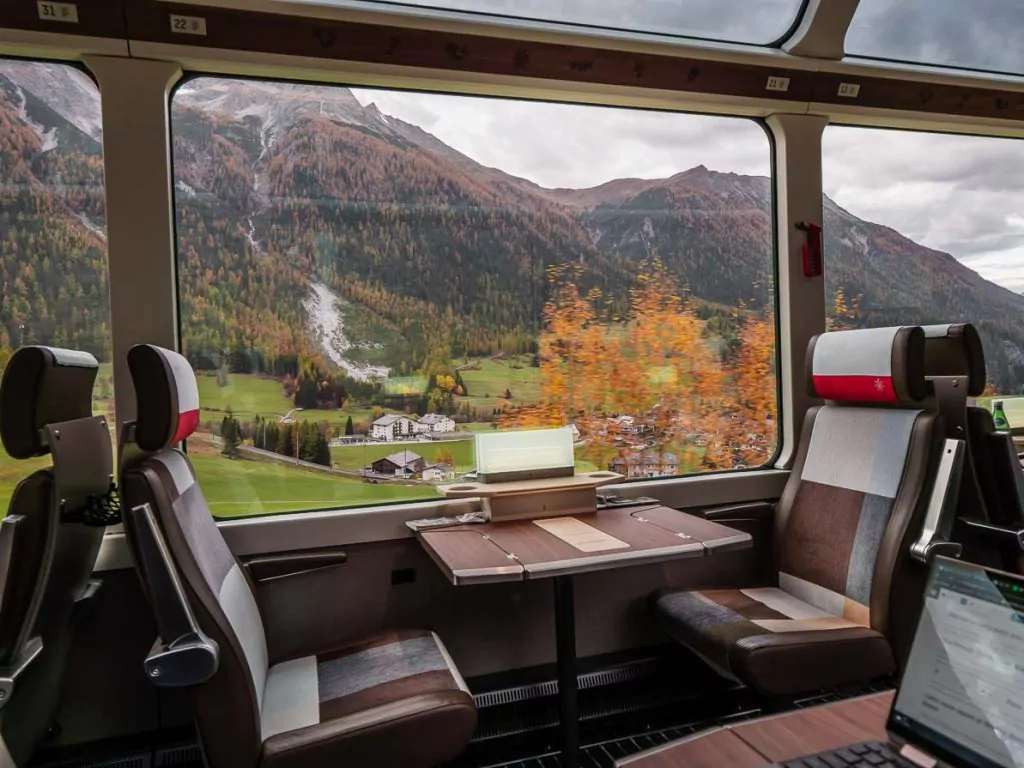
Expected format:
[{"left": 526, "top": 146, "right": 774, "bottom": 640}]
[
  {"left": 806, "top": 326, "right": 927, "bottom": 404},
  {"left": 922, "top": 323, "right": 986, "bottom": 397},
  {"left": 0, "top": 347, "right": 99, "bottom": 459},
  {"left": 127, "top": 345, "right": 200, "bottom": 452}
]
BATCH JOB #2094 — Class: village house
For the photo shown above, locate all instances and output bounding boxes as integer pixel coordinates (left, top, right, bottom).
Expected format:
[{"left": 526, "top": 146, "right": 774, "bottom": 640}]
[
  {"left": 421, "top": 462, "right": 455, "bottom": 482},
  {"left": 370, "top": 414, "right": 417, "bottom": 441},
  {"left": 417, "top": 413, "right": 456, "bottom": 434},
  {"left": 609, "top": 450, "right": 679, "bottom": 479},
  {"left": 370, "top": 450, "right": 426, "bottom": 476},
  {"left": 371, "top": 413, "right": 456, "bottom": 441}
]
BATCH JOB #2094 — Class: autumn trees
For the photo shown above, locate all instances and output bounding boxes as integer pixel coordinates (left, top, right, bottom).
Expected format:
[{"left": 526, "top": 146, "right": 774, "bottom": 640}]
[{"left": 500, "top": 258, "right": 777, "bottom": 474}]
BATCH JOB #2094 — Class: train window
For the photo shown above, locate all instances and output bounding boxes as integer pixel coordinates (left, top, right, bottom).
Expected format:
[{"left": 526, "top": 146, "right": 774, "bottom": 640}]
[
  {"left": 846, "top": 0, "right": 1024, "bottom": 77},
  {"left": 822, "top": 126, "right": 1024, "bottom": 400},
  {"left": 170, "top": 78, "right": 778, "bottom": 518},
  {"left": 0, "top": 59, "right": 113, "bottom": 511},
  {"left": 280, "top": 0, "right": 807, "bottom": 46}
]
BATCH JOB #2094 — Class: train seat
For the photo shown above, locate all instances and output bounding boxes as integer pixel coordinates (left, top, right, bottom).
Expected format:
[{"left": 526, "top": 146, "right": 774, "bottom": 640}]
[
  {"left": 649, "top": 326, "right": 940, "bottom": 696},
  {"left": 923, "top": 323, "right": 1024, "bottom": 570},
  {"left": 119, "top": 344, "right": 476, "bottom": 768},
  {"left": 0, "top": 347, "right": 111, "bottom": 764}
]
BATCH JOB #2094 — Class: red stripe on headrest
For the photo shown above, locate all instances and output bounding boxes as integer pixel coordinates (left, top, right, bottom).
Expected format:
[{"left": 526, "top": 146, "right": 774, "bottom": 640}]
[
  {"left": 172, "top": 409, "right": 200, "bottom": 444},
  {"left": 812, "top": 374, "right": 898, "bottom": 403}
]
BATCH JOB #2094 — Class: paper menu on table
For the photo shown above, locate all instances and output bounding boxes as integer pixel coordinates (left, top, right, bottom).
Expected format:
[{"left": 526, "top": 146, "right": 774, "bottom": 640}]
[{"left": 533, "top": 516, "right": 629, "bottom": 552}]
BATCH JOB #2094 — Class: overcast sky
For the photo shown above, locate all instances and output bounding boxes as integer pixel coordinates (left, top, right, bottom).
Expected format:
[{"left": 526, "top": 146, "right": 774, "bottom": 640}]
[{"left": 354, "top": 87, "right": 1024, "bottom": 292}]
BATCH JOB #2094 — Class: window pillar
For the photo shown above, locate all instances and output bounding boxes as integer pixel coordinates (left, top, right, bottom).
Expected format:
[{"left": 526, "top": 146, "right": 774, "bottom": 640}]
[
  {"left": 768, "top": 113, "right": 828, "bottom": 467},
  {"left": 86, "top": 56, "right": 182, "bottom": 429}
]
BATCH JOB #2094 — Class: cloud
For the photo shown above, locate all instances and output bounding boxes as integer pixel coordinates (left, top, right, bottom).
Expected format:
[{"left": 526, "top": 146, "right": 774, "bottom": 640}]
[
  {"left": 349, "top": 0, "right": 800, "bottom": 44},
  {"left": 352, "top": 87, "right": 771, "bottom": 188},
  {"left": 847, "top": 0, "right": 1024, "bottom": 75},
  {"left": 823, "top": 125, "right": 1024, "bottom": 294}
]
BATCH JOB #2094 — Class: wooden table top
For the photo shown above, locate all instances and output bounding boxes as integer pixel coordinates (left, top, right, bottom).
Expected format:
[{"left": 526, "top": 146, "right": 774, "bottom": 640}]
[
  {"left": 619, "top": 692, "right": 894, "bottom": 767},
  {"left": 418, "top": 504, "right": 751, "bottom": 585}
]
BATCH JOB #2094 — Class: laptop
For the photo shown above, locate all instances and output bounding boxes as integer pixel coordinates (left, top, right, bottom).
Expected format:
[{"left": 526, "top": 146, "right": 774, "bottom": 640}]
[{"left": 776, "top": 556, "right": 1024, "bottom": 768}]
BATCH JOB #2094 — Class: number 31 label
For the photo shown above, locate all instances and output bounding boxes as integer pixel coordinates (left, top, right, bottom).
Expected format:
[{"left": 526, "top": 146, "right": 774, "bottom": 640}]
[
  {"left": 37, "top": 2, "right": 79, "bottom": 23},
  {"left": 170, "top": 14, "right": 208, "bottom": 35}
]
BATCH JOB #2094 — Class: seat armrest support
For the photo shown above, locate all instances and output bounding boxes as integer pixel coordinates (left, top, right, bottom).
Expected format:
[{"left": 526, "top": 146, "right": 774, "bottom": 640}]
[
  {"left": 959, "top": 517, "right": 1024, "bottom": 552},
  {"left": 243, "top": 548, "right": 348, "bottom": 583},
  {"left": 0, "top": 636, "right": 42, "bottom": 711},
  {"left": 702, "top": 501, "right": 775, "bottom": 522},
  {"left": 130, "top": 504, "right": 219, "bottom": 687},
  {"left": 912, "top": 439, "right": 964, "bottom": 564}
]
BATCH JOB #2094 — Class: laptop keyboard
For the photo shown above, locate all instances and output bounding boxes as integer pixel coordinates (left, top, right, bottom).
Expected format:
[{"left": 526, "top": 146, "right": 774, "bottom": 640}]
[{"left": 776, "top": 740, "right": 913, "bottom": 768}]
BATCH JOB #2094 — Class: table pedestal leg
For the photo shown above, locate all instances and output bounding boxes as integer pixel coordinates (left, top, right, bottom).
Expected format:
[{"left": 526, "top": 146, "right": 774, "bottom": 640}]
[{"left": 554, "top": 574, "right": 579, "bottom": 768}]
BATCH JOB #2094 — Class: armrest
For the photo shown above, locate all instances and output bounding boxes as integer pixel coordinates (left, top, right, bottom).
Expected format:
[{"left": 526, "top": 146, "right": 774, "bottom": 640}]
[
  {"left": 145, "top": 633, "right": 219, "bottom": 688},
  {"left": 0, "top": 515, "right": 45, "bottom": 710},
  {"left": 243, "top": 548, "right": 348, "bottom": 583},
  {"left": 129, "top": 504, "right": 219, "bottom": 688},
  {"left": 702, "top": 501, "right": 775, "bottom": 522},
  {"left": 0, "top": 636, "right": 42, "bottom": 711},
  {"left": 959, "top": 517, "right": 1024, "bottom": 551},
  {"left": 911, "top": 439, "right": 964, "bottom": 564}
]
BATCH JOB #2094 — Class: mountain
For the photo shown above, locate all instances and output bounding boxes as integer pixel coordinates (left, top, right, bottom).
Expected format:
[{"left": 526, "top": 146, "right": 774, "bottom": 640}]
[
  {"left": 0, "top": 64, "right": 109, "bottom": 361},
  {"left": 4, "top": 66, "right": 1024, "bottom": 392}
]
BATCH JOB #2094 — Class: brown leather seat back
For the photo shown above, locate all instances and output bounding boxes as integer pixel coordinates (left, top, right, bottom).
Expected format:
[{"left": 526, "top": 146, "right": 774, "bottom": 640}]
[
  {"left": 776, "top": 326, "right": 941, "bottom": 668},
  {"left": 121, "top": 344, "right": 265, "bottom": 768},
  {"left": 0, "top": 347, "right": 111, "bottom": 764}
]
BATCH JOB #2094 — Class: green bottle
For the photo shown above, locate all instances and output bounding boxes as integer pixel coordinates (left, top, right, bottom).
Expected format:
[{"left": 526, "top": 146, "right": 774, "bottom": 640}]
[{"left": 993, "top": 400, "right": 1010, "bottom": 431}]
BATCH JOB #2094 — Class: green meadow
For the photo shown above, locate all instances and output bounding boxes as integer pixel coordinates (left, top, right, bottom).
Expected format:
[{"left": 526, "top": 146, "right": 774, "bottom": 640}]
[
  {"left": 330, "top": 439, "right": 476, "bottom": 473},
  {"left": 189, "top": 454, "right": 437, "bottom": 518}
]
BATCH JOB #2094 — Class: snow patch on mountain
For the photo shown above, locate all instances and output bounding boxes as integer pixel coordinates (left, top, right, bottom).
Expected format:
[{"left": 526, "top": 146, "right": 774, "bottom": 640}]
[
  {"left": 304, "top": 283, "right": 390, "bottom": 381},
  {"left": 176, "top": 180, "right": 197, "bottom": 198},
  {"left": 76, "top": 212, "right": 106, "bottom": 240},
  {"left": 1, "top": 61, "right": 101, "bottom": 142},
  {"left": 13, "top": 84, "right": 58, "bottom": 152}
]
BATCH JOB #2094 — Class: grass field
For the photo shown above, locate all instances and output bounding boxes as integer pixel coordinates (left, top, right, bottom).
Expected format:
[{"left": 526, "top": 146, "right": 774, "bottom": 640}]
[
  {"left": 331, "top": 439, "right": 476, "bottom": 473},
  {"left": 196, "top": 373, "right": 378, "bottom": 427},
  {"left": 456, "top": 356, "right": 542, "bottom": 410},
  {"left": 190, "top": 454, "right": 437, "bottom": 517}
]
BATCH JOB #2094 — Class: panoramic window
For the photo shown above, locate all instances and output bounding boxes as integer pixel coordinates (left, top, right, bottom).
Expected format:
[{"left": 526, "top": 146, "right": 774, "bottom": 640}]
[
  {"left": 846, "top": 0, "right": 1024, "bottom": 76},
  {"left": 171, "top": 78, "right": 777, "bottom": 517},
  {"left": 823, "top": 126, "right": 1024, "bottom": 413},
  {"left": 0, "top": 60, "right": 113, "bottom": 511},
  {"left": 283, "top": 0, "right": 806, "bottom": 46}
]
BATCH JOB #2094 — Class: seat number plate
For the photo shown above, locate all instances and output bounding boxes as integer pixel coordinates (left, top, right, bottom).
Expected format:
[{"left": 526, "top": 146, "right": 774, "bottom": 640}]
[
  {"left": 37, "top": 2, "right": 78, "bottom": 23},
  {"left": 170, "top": 14, "right": 208, "bottom": 35}
]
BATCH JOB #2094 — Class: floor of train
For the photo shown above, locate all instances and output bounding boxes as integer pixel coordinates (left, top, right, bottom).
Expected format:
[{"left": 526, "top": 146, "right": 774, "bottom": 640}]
[{"left": 31, "top": 649, "right": 894, "bottom": 768}]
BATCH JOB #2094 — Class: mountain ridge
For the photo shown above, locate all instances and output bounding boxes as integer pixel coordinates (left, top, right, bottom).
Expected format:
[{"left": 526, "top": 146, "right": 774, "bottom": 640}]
[{"left": 5, "top": 68, "right": 1024, "bottom": 391}]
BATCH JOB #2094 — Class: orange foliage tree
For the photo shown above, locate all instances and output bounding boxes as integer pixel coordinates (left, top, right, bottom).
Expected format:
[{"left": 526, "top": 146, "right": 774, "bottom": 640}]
[{"left": 500, "top": 259, "right": 777, "bottom": 474}]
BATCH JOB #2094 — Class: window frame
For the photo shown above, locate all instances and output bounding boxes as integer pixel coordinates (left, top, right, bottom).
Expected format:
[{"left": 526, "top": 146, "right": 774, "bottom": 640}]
[
  {"left": 166, "top": 71, "right": 784, "bottom": 520},
  {"left": 233, "top": 0, "right": 815, "bottom": 49}
]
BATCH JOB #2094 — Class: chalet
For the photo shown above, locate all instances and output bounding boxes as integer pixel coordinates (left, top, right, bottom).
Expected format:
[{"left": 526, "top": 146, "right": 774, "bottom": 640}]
[
  {"left": 421, "top": 463, "right": 455, "bottom": 482},
  {"left": 609, "top": 450, "right": 679, "bottom": 479},
  {"left": 372, "top": 413, "right": 456, "bottom": 441},
  {"left": 370, "top": 414, "right": 417, "bottom": 441},
  {"left": 370, "top": 450, "right": 426, "bottom": 476},
  {"left": 418, "top": 413, "right": 456, "bottom": 434}
]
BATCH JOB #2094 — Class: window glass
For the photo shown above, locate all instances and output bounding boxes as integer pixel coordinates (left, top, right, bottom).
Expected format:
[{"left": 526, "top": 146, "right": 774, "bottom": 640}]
[
  {"left": 0, "top": 60, "right": 113, "bottom": 511},
  {"left": 171, "top": 78, "right": 777, "bottom": 518},
  {"left": 846, "top": 0, "right": 1024, "bottom": 76},
  {"left": 823, "top": 126, "right": 1024, "bottom": 412},
  {"left": 279, "top": 0, "right": 806, "bottom": 45}
]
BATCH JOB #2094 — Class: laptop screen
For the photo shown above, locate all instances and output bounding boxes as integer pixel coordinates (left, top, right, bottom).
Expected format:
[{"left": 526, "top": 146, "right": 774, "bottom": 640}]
[{"left": 890, "top": 558, "right": 1024, "bottom": 768}]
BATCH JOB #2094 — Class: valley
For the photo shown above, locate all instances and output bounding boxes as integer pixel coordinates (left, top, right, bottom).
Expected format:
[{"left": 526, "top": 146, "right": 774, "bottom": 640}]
[{"left": 4, "top": 63, "right": 1024, "bottom": 516}]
